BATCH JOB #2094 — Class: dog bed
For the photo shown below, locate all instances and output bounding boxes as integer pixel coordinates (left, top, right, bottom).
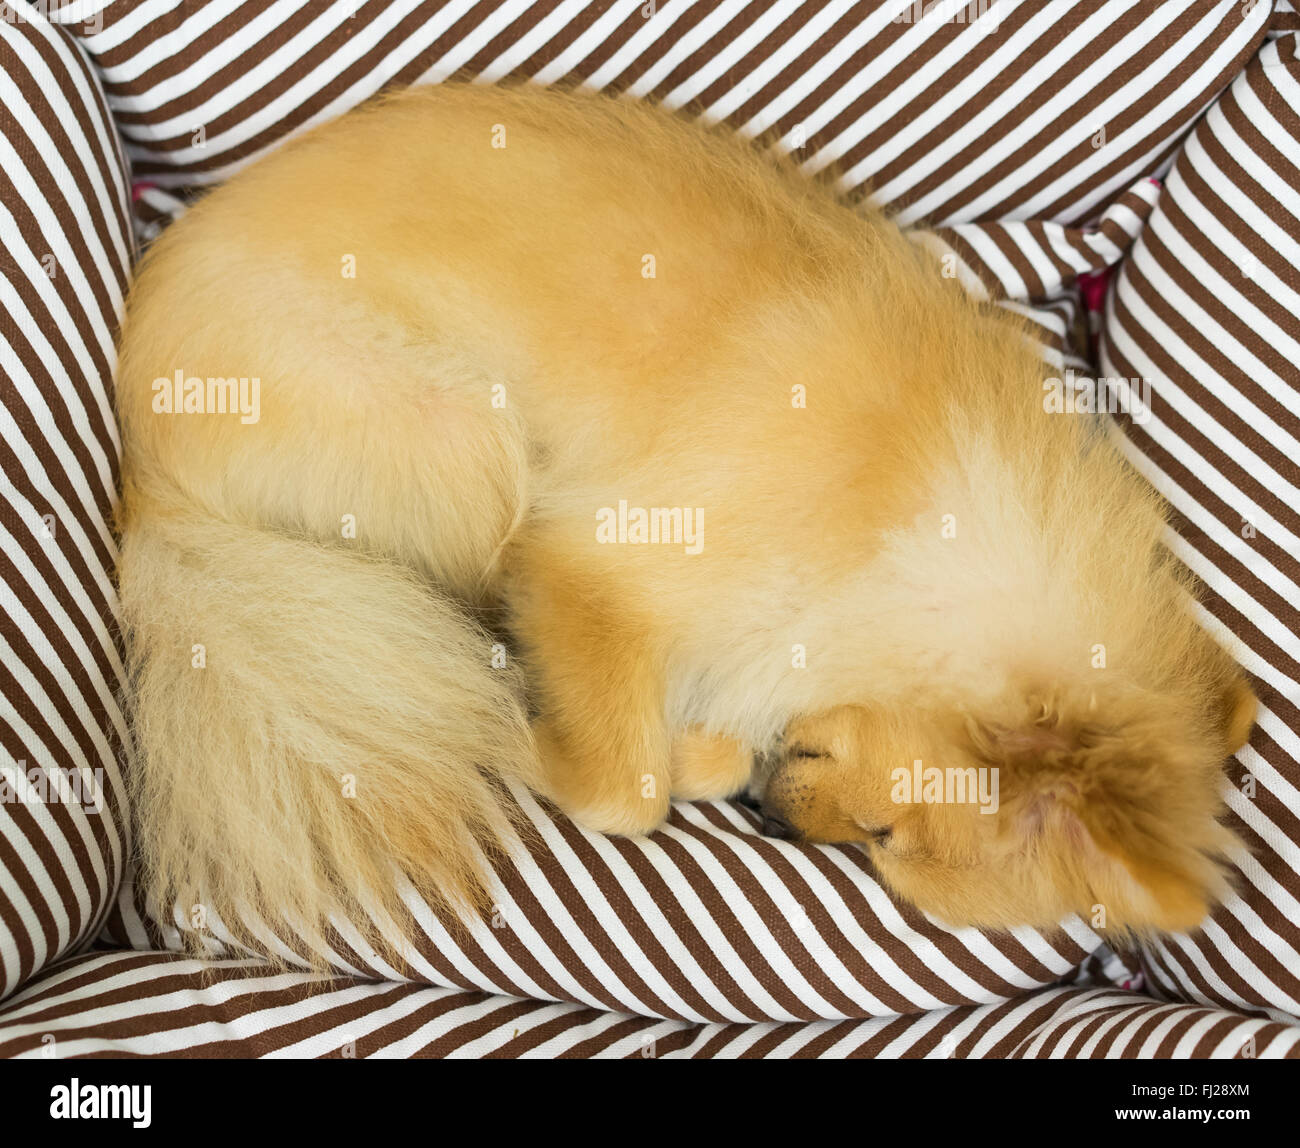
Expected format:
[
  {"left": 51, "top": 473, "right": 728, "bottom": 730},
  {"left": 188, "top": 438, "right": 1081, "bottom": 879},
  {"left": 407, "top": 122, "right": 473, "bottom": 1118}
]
[{"left": 1, "top": 0, "right": 1297, "bottom": 1057}]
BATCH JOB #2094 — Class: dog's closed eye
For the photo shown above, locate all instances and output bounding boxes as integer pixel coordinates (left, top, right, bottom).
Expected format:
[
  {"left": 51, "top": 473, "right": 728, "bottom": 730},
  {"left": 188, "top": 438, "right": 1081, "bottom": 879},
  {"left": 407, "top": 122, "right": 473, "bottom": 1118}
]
[
  {"left": 853, "top": 819, "right": 893, "bottom": 845},
  {"left": 787, "top": 745, "right": 829, "bottom": 760}
]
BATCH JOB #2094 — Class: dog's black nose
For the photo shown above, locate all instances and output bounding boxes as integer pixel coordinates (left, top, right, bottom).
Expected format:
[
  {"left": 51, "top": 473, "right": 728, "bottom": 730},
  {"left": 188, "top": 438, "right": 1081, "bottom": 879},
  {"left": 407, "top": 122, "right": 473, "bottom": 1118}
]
[{"left": 760, "top": 813, "right": 797, "bottom": 840}]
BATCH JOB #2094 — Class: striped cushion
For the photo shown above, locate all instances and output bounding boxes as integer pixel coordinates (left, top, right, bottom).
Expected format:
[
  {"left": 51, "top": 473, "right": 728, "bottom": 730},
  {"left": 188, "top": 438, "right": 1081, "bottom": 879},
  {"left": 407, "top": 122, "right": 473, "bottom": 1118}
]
[
  {"left": 105, "top": 785, "right": 1147, "bottom": 1022},
  {"left": 50, "top": 0, "right": 1270, "bottom": 225},
  {"left": 1100, "top": 24, "right": 1300, "bottom": 1020},
  {"left": 12, "top": 0, "right": 1285, "bottom": 1052},
  {"left": 1, "top": 951, "right": 1296, "bottom": 1057},
  {"left": 0, "top": 5, "right": 133, "bottom": 1001}
]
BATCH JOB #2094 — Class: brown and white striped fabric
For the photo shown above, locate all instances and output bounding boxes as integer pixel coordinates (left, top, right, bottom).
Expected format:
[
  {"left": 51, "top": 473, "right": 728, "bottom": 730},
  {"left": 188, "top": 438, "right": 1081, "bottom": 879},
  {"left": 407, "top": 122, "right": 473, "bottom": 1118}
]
[
  {"left": 1272, "top": 0, "right": 1300, "bottom": 37},
  {"left": 50, "top": 0, "right": 1270, "bottom": 226},
  {"left": 104, "top": 784, "right": 1145, "bottom": 1023},
  {"left": 1100, "top": 24, "right": 1300, "bottom": 1022},
  {"left": 0, "top": 4, "right": 133, "bottom": 1001},
  {"left": 917, "top": 173, "right": 1163, "bottom": 373},
  {"left": 1, "top": 0, "right": 1292, "bottom": 1056},
  {"left": 1, "top": 951, "right": 1296, "bottom": 1057}
]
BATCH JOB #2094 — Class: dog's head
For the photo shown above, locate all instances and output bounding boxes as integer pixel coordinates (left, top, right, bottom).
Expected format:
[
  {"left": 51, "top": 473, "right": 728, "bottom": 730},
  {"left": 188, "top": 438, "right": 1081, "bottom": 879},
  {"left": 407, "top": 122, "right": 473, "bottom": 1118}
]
[{"left": 757, "top": 669, "right": 1255, "bottom": 935}]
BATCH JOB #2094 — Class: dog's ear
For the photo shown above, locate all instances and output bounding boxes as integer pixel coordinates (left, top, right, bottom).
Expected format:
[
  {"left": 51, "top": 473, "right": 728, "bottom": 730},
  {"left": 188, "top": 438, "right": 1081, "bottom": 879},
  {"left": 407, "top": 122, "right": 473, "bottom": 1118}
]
[
  {"left": 1011, "top": 771, "right": 1232, "bottom": 934},
  {"left": 970, "top": 707, "right": 1233, "bottom": 933},
  {"left": 1067, "top": 783, "right": 1232, "bottom": 934}
]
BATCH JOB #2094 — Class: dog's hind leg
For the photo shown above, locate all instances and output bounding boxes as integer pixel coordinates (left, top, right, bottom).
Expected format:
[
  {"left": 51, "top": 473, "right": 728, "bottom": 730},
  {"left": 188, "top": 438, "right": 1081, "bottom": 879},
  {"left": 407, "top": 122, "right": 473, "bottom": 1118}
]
[{"left": 507, "top": 542, "right": 672, "bottom": 836}]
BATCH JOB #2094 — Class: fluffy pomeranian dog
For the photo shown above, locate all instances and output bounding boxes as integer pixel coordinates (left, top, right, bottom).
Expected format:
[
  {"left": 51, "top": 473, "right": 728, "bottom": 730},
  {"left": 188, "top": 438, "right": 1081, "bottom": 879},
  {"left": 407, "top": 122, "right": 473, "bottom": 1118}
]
[{"left": 115, "top": 83, "right": 1256, "bottom": 958}]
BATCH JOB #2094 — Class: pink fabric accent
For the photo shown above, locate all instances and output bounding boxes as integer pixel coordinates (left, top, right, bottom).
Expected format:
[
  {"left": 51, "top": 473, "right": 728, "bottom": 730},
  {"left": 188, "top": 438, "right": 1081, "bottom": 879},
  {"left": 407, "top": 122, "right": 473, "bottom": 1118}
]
[{"left": 1078, "top": 266, "right": 1112, "bottom": 313}]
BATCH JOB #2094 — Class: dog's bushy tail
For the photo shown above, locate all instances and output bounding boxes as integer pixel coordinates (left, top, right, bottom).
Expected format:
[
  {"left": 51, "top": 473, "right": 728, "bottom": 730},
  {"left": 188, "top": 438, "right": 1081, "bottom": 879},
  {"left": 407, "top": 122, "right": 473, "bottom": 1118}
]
[{"left": 118, "top": 498, "right": 537, "bottom": 966}]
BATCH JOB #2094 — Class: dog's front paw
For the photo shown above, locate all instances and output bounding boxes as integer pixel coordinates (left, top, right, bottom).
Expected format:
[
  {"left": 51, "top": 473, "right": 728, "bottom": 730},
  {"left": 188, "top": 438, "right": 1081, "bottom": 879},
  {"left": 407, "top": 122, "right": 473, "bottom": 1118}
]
[
  {"left": 533, "top": 720, "right": 671, "bottom": 836},
  {"left": 669, "top": 728, "right": 755, "bottom": 801}
]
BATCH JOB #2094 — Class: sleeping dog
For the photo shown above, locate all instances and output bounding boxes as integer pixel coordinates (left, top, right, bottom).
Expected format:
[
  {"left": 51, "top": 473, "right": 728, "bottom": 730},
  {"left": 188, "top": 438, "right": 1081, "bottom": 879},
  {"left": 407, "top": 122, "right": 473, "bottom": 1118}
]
[{"left": 115, "top": 83, "right": 1254, "bottom": 958}]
